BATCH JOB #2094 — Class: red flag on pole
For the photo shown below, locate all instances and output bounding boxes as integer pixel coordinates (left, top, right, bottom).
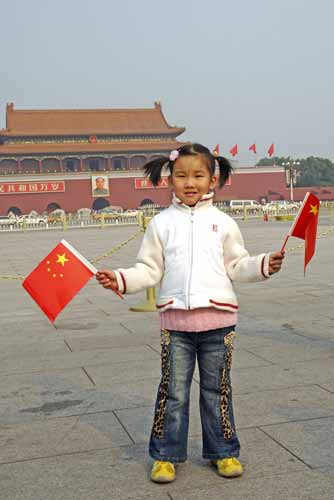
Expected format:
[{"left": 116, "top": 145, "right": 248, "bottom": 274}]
[
  {"left": 213, "top": 144, "right": 220, "bottom": 155},
  {"left": 281, "top": 192, "right": 320, "bottom": 272},
  {"left": 267, "top": 143, "right": 275, "bottom": 157},
  {"left": 23, "top": 239, "right": 97, "bottom": 323},
  {"left": 229, "top": 144, "right": 238, "bottom": 157},
  {"left": 249, "top": 143, "right": 257, "bottom": 154}
]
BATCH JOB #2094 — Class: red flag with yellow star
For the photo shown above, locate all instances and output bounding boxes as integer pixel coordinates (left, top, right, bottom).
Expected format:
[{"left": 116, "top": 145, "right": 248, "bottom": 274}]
[
  {"left": 282, "top": 192, "right": 320, "bottom": 272},
  {"left": 22, "top": 239, "right": 97, "bottom": 322}
]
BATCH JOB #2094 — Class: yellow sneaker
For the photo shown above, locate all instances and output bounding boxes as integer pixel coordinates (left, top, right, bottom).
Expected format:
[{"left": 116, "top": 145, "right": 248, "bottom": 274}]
[
  {"left": 212, "top": 457, "right": 243, "bottom": 477},
  {"left": 150, "top": 460, "right": 176, "bottom": 483}
]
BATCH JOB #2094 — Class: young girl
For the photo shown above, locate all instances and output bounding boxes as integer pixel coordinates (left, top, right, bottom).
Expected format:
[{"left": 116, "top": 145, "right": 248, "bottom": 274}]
[{"left": 96, "top": 143, "right": 284, "bottom": 483}]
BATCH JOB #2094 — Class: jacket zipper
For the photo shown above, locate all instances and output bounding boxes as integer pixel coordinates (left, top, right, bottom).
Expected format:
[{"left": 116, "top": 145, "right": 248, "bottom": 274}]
[{"left": 187, "top": 208, "right": 195, "bottom": 309}]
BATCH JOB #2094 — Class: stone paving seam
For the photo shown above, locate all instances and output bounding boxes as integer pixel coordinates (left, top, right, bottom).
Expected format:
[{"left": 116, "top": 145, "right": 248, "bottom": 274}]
[
  {"left": 317, "top": 384, "right": 334, "bottom": 394},
  {"left": 250, "top": 413, "right": 334, "bottom": 430},
  {"left": 120, "top": 321, "right": 137, "bottom": 334},
  {"left": 15, "top": 405, "right": 153, "bottom": 422},
  {"left": 242, "top": 347, "right": 276, "bottom": 365},
  {"left": 288, "top": 355, "right": 334, "bottom": 366},
  {"left": 232, "top": 382, "right": 332, "bottom": 397},
  {"left": 145, "top": 344, "right": 161, "bottom": 356},
  {"left": 0, "top": 353, "right": 159, "bottom": 377},
  {"left": 258, "top": 427, "right": 313, "bottom": 470},
  {"left": 63, "top": 339, "right": 73, "bottom": 352},
  {"left": 112, "top": 409, "right": 136, "bottom": 445},
  {"left": 81, "top": 367, "right": 96, "bottom": 386},
  {"left": 0, "top": 446, "right": 117, "bottom": 467},
  {"left": 164, "top": 469, "right": 333, "bottom": 500}
]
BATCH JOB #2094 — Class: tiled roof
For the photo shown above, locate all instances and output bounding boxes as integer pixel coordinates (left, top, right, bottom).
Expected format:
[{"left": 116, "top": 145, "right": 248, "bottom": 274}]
[
  {"left": 0, "top": 140, "right": 184, "bottom": 157},
  {"left": 2, "top": 102, "right": 185, "bottom": 137}
]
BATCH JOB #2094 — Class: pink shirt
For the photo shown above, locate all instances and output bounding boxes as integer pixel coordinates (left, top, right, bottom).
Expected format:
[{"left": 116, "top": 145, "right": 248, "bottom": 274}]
[{"left": 160, "top": 307, "right": 237, "bottom": 332}]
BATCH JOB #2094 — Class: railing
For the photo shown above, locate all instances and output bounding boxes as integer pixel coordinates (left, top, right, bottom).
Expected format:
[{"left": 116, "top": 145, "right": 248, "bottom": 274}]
[
  {"left": 0, "top": 213, "right": 139, "bottom": 232},
  {"left": 1, "top": 202, "right": 333, "bottom": 233}
]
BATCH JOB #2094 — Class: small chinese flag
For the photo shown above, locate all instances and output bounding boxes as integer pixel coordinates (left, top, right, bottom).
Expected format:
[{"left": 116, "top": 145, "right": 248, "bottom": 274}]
[
  {"left": 23, "top": 239, "right": 97, "bottom": 323},
  {"left": 213, "top": 144, "right": 220, "bottom": 155},
  {"left": 282, "top": 192, "right": 320, "bottom": 272},
  {"left": 249, "top": 143, "right": 257, "bottom": 154},
  {"left": 229, "top": 144, "right": 238, "bottom": 157},
  {"left": 267, "top": 143, "right": 275, "bottom": 157}
]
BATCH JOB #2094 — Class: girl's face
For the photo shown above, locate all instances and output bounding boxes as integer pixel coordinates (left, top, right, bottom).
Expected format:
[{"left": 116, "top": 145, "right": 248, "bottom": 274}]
[{"left": 170, "top": 155, "right": 216, "bottom": 206}]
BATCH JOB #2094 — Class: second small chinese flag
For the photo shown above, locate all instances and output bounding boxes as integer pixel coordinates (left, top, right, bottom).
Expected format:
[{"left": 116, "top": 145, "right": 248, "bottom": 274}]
[
  {"left": 23, "top": 239, "right": 96, "bottom": 323},
  {"left": 286, "top": 192, "right": 320, "bottom": 272}
]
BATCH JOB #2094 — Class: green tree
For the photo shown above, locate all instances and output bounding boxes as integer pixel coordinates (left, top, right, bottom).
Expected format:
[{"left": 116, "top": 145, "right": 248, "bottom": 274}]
[{"left": 256, "top": 156, "right": 334, "bottom": 186}]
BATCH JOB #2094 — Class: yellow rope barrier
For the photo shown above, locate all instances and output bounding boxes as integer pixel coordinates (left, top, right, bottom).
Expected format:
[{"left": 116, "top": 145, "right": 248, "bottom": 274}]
[
  {"left": 90, "top": 228, "right": 142, "bottom": 265},
  {"left": 1, "top": 225, "right": 333, "bottom": 281},
  {"left": 0, "top": 275, "right": 25, "bottom": 281},
  {"left": 0, "top": 228, "right": 142, "bottom": 281},
  {"left": 284, "top": 226, "right": 334, "bottom": 253}
]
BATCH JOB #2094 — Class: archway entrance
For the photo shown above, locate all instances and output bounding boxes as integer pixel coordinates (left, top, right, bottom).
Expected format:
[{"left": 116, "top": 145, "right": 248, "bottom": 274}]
[
  {"left": 92, "top": 197, "right": 109, "bottom": 211},
  {"left": 7, "top": 206, "right": 21, "bottom": 216},
  {"left": 140, "top": 198, "right": 154, "bottom": 207},
  {"left": 46, "top": 202, "right": 61, "bottom": 213}
]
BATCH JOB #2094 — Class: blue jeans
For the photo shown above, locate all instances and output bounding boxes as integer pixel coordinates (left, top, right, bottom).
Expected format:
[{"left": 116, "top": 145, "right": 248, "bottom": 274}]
[{"left": 149, "top": 326, "right": 240, "bottom": 463}]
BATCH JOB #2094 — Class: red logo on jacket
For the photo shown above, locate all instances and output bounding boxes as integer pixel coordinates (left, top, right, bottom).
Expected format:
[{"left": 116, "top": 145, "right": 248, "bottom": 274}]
[{"left": 212, "top": 224, "right": 218, "bottom": 232}]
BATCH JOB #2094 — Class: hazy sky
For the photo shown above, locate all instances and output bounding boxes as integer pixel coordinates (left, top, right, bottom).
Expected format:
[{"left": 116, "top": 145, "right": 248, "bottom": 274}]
[{"left": 1, "top": 0, "right": 334, "bottom": 164}]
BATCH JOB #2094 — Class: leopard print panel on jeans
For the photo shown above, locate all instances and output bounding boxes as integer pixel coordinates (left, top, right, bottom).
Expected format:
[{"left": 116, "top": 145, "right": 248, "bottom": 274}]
[
  {"left": 152, "top": 329, "right": 171, "bottom": 439},
  {"left": 220, "top": 331, "right": 236, "bottom": 440}
]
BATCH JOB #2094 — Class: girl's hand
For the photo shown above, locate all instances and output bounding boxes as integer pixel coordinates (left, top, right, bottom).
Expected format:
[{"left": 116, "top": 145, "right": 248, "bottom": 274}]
[
  {"left": 96, "top": 269, "right": 119, "bottom": 290},
  {"left": 268, "top": 251, "right": 285, "bottom": 275}
]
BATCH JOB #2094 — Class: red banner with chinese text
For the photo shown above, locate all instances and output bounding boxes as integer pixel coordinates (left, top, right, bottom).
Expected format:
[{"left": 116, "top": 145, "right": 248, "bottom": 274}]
[
  {"left": 134, "top": 178, "right": 169, "bottom": 189},
  {"left": 0, "top": 181, "right": 65, "bottom": 195}
]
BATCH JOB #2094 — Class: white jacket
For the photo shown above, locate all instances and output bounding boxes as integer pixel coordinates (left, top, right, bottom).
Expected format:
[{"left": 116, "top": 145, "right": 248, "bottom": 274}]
[{"left": 115, "top": 193, "right": 271, "bottom": 312}]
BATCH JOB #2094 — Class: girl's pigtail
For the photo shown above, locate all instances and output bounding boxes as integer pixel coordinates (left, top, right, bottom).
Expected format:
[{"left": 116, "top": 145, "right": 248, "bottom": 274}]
[
  {"left": 144, "top": 157, "right": 170, "bottom": 186},
  {"left": 215, "top": 156, "right": 233, "bottom": 187}
]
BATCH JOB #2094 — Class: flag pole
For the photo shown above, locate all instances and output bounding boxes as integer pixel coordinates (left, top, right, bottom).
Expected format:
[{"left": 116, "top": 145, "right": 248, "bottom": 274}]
[
  {"left": 281, "top": 235, "right": 290, "bottom": 252},
  {"left": 280, "top": 192, "right": 311, "bottom": 253}
]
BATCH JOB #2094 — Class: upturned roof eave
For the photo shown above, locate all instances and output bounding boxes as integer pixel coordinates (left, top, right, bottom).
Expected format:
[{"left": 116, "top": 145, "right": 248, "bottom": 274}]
[
  {"left": 0, "top": 127, "right": 185, "bottom": 138},
  {"left": 0, "top": 140, "right": 187, "bottom": 156}
]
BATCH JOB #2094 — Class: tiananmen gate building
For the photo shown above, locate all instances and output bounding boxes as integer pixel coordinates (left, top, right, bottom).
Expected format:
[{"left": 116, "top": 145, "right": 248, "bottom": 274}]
[{"left": 0, "top": 102, "right": 295, "bottom": 216}]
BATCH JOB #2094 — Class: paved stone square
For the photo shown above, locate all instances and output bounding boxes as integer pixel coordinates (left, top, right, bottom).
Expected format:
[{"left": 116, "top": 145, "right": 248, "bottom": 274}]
[{"left": 0, "top": 216, "right": 333, "bottom": 499}]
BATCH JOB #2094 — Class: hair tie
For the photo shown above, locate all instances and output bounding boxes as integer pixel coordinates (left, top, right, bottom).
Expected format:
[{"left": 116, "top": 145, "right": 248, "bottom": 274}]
[{"left": 169, "top": 150, "right": 179, "bottom": 162}]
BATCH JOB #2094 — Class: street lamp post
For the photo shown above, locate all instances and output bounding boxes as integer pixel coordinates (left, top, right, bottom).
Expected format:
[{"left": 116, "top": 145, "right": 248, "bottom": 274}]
[{"left": 282, "top": 160, "right": 300, "bottom": 201}]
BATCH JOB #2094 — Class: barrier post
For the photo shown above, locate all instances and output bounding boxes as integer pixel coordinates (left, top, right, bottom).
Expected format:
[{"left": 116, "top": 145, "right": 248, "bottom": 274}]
[
  {"left": 137, "top": 210, "right": 144, "bottom": 231},
  {"left": 130, "top": 215, "right": 157, "bottom": 312},
  {"left": 62, "top": 214, "right": 67, "bottom": 231}
]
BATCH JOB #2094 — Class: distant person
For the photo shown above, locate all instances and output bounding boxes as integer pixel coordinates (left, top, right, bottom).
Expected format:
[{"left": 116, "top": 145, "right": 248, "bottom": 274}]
[
  {"left": 96, "top": 143, "right": 284, "bottom": 483},
  {"left": 93, "top": 176, "right": 109, "bottom": 196}
]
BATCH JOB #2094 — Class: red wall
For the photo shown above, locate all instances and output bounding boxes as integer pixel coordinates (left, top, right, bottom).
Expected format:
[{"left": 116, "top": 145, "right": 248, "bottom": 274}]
[
  {"left": 1, "top": 172, "right": 333, "bottom": 215},
  {"left": 285, "top": 186, "right": 334, "bottom": 201},
  {"left": 215, "top": 171, "right": 287, "bottom": 202}
]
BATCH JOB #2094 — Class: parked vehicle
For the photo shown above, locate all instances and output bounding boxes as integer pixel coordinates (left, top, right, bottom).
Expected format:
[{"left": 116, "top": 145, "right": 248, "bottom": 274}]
[
  {"left": 229, "top": 200, "right": 262, "bottom": 210},
  {"left": 123, "top": 209, "right": 138, "bottom": 217},
  {"left": 0, "top": 215, "right": 16, "bottom": 227},
  {"left": 16, "top": 214, "right": 47, "bottom": 226},
  {"left": 76, "top": 208, "right": 92, "bottom": 219},
  {"left": 223, "top": 200, "right": 263, "bottom": 213},
  {"left": 93, "top": 206, "right": 124, "bottom": 222},
  {"left": 264, "top": 201, "right": 299, "bottom": 212},
  {"left": 47, "top": 209, "right": 66, "bottom": 224}
]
